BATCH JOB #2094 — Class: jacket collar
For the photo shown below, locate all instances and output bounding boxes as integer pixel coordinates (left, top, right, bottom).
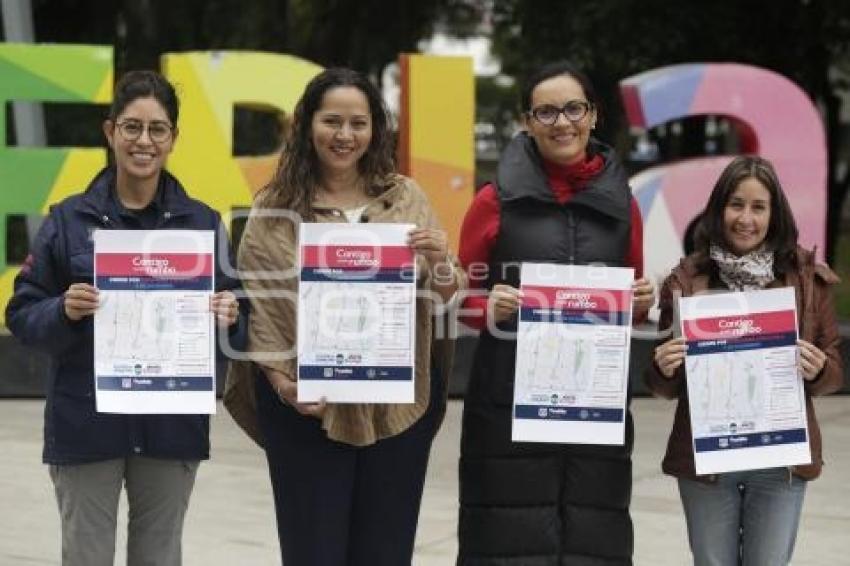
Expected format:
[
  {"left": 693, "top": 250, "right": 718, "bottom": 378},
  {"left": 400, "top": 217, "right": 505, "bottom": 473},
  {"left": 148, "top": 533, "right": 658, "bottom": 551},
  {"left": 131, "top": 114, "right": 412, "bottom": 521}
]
[
  {"left": 76, "top": 166, "right": 196, "bottom": 221},
  {"left": 671, "top": 246, "right": 835, "bottom": 294},
  {"left": 370, "top": 174, "right": 408, "bottom": 208},
  {"left": 495, "top": 132, "right": 631, "bottom": 221}
]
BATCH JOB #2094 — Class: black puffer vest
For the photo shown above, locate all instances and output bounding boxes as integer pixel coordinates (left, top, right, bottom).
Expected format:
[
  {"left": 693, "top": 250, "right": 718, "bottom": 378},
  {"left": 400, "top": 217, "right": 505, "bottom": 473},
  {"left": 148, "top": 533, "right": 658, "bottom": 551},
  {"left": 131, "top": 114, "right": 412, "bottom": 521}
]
[
  {"left": 458, "top": 134, "right": 636, "bottom": 565},
  {"left": 470, "top": 133, "right": 632, "bottom": 409},
  {"left": 490, "top": 133, "right": 631, "bottom": 289}
]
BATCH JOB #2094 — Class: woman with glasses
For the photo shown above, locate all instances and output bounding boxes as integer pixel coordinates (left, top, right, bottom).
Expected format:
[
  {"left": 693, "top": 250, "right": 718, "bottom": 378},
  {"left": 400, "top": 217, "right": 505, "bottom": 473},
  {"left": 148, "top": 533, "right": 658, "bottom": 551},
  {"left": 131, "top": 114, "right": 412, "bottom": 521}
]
[
  {"left": 5, "top": 70, "right": 245, "bottom": 566},
  {"left": 456, "top": 60, "right": 653, "bottom": 565},
  {"left": 647, "top": 156, "right": 843, "bottom": 565}
]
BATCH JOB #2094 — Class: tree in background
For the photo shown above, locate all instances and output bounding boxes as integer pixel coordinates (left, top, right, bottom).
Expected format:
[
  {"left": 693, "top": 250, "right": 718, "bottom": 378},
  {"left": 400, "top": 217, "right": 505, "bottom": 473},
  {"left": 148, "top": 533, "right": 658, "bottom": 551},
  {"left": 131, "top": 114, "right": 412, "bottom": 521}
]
[
  {"left": 15, "top": 0, "right": 850, "bottom": 263},
  {"left": 489, "top": 0, "right": 850, "bottom": 264},
  {"left": 21, "top": 0, "right": 480, "bottom": 165},
  {"left": 31, "top": 0, "right": 479, "bottom": 83}
]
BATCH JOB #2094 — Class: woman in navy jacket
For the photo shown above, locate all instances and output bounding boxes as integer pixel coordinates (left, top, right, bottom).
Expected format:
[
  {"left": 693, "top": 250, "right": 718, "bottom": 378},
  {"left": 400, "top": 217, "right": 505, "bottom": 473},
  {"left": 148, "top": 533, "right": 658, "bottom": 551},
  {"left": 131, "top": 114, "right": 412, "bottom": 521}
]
[{"left": 5, "top": 70, "right": 245, "bottom": 566}]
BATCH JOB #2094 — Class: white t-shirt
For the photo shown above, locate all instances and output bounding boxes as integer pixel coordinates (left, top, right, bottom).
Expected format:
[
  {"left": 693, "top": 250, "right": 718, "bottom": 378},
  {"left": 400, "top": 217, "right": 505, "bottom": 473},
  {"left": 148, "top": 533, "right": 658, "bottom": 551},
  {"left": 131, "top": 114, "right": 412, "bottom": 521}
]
[{"left": 343, "top": 204, "right": 369, "bottom": 223}]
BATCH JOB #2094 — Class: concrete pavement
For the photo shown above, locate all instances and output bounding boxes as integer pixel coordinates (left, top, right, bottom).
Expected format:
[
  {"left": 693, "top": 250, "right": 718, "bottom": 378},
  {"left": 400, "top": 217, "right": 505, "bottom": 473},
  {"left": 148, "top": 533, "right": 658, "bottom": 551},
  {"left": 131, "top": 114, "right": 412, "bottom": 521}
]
[{"left": 1, "top": 397, "right": 848, "bottom": 565}]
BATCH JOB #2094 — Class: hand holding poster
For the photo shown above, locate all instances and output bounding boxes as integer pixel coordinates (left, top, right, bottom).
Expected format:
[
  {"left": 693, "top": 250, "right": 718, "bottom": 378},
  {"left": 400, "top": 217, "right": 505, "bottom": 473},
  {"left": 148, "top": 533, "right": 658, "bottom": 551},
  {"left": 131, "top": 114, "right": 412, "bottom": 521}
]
[
  {"left": 94, "top": 230, "right": 216, "bottom": 414},
  {"left": 297, "top": 223, "right": 417, "bottom": 403},
  {"left": 512, "top": 263, "right": 634, "bottom": 444},
  {"left": 679, "top": 287, "right": 810, "bottom": 475}
]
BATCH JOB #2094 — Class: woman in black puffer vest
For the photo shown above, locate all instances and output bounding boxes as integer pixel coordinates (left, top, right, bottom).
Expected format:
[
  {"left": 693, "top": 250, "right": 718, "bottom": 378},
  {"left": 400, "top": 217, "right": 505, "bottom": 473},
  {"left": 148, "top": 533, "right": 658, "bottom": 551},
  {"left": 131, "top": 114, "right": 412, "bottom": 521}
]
[{"left": 455, "top": 61, "right": 654, "bottom": 566}]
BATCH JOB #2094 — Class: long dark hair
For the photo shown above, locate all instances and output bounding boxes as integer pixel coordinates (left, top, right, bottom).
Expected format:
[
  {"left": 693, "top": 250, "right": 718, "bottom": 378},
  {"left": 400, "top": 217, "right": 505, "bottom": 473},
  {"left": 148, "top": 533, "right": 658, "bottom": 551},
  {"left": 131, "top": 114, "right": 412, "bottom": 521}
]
[
  {"left": 693, "top": 155, "right": 799, "bottom": 275},
  {"left": 260, "top": 68, "right": 395, "bottom": 218}
]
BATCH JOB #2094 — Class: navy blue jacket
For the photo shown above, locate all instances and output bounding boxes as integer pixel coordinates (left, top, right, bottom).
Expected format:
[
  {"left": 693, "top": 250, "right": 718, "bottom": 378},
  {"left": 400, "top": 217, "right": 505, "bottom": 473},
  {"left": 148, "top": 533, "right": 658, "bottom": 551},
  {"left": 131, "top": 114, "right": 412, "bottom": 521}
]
[{"left": 5, "top": 167, "right": 247, "bottom": 464}]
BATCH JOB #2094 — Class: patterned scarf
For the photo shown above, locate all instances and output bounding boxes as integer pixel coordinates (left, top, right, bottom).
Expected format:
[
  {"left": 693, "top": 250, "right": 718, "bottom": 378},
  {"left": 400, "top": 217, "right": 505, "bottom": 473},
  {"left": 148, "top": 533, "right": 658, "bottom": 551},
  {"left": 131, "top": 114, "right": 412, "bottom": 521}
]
[{"left": 709, "top": 243, "right": 775, "bottom": 291}]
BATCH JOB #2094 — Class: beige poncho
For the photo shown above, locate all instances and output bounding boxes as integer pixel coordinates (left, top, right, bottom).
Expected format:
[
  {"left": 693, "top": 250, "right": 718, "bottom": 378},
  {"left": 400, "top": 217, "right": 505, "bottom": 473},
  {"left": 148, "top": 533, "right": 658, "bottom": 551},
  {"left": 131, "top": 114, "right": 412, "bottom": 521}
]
[{"left": 224, "top": 175, "right": 463, "bottom": 446}]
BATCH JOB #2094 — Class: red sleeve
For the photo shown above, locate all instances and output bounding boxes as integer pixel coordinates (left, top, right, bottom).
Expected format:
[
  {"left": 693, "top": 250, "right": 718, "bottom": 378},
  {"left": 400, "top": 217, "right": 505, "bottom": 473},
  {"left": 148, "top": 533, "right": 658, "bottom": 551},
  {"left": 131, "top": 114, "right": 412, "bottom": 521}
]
[
  {"left": 458, "top": 190, "right": 644, "bottom": 329},
  {"left": 458, "top": 184, "right": 500, "bottom": 330},
  {"left": 626, "top": 195, "right": 648, "bottom": 324},
  {"left": 625, "top": 196, "right": 644, "bottom": 278}
]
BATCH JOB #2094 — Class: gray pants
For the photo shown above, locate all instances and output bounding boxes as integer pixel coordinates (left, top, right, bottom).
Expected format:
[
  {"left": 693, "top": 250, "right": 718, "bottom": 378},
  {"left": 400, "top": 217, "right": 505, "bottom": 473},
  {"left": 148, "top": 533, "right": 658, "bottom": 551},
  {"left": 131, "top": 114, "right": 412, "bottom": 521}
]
[{"left": 49, "top": 456, "right": 200, "bottom": 566}]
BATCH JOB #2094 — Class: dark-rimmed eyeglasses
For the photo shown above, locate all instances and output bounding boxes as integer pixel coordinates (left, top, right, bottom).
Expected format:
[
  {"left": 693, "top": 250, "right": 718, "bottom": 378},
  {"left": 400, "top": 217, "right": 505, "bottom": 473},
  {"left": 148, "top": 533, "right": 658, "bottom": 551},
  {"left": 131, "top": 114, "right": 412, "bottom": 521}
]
[
  {"left": 529, "top": 100, "right": 593, "bottom": 126},
  {"left": 115, "top": 119, "right": 174, "bottom": 143}
]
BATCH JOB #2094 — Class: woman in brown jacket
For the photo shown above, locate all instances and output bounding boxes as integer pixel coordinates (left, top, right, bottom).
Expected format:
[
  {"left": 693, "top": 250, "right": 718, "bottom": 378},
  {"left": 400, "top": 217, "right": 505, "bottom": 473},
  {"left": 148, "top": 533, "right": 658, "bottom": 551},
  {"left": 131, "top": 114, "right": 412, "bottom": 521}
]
[
  {"left": 647, "top": 155, "right": 843, "bottom": 566},
  {"left": 224, "top": 68, "right": 464, "bottom": 565}
]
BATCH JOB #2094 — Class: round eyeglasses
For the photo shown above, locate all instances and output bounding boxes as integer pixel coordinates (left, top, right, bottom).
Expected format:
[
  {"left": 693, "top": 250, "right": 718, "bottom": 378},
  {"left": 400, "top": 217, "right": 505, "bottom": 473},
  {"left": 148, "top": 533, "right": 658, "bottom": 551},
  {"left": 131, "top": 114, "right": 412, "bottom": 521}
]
[
  {"left": 115, "top": 120, "right": 174, "bottom": 143},
  {"left": 529, "top": 100, "right": 593, "bottom": 126}
]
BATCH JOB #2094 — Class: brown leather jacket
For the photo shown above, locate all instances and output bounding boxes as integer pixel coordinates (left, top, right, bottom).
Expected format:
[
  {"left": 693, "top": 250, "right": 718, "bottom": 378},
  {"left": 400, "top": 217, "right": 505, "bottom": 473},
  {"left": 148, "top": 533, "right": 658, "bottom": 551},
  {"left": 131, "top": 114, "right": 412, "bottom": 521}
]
[{"left": 645, "top": 247, "right": 843, "bottom": 481}]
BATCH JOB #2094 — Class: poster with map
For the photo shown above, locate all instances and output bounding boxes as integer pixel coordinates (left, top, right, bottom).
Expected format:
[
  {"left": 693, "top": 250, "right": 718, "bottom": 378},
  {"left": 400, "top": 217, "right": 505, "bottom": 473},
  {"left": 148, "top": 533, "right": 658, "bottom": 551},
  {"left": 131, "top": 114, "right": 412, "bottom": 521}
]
[
  {"left": 93, "top": 230, "right": 215, "bottom": 414},
  {"left": 679, "top": 287, "right": 810, "bottom": 475},
  {"left": 512, "top": 263, "right": 634, "bottom": 444},
  {"left": 297, "top": 223, "right": 416, "bottom": 403}
]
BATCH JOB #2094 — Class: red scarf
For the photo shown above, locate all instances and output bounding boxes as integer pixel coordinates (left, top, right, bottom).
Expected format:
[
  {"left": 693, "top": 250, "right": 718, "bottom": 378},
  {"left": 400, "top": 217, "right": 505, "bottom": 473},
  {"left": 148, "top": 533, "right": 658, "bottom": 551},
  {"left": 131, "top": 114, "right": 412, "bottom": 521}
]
[{"left": 542, "top": 153, "right": 604, "bottom": 204}]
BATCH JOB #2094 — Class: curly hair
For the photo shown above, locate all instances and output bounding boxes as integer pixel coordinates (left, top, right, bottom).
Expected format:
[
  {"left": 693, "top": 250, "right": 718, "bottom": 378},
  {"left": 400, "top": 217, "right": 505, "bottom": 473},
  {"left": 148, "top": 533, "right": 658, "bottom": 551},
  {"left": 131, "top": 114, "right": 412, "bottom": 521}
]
[{"left": 259, "top": 68, "right": 395, "bottom": 219}]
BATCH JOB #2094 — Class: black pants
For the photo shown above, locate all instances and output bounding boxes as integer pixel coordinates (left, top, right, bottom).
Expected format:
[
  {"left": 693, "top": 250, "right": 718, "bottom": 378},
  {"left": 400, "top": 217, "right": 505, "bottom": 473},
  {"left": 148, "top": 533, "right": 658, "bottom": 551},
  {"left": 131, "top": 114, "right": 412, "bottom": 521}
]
[{"left": 255, "top": 369, "right": 441, "bottom": 566}]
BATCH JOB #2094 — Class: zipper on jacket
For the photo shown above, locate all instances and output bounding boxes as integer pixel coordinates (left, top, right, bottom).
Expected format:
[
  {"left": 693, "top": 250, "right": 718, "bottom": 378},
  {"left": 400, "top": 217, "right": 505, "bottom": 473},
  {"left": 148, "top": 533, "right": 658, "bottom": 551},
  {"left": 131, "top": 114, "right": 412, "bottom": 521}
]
[
  {"left": 566, "top": 209, "right": 577, "bottom": 263},
  {"left": 155, "top": 210, "right": 173, "bottom": 229}
]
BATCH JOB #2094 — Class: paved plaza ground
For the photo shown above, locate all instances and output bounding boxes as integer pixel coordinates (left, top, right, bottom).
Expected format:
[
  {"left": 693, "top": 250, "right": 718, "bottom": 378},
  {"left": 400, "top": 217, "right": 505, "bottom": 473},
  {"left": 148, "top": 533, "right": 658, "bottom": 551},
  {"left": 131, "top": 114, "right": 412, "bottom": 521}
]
[{"left": 1, "top": 397, "right": 848, "bottom": 565}]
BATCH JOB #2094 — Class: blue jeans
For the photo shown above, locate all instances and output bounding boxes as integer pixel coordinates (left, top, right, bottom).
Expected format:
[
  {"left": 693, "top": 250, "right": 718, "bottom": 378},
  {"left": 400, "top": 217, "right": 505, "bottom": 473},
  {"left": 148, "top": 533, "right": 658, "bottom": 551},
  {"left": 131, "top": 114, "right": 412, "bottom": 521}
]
[{"left": 678, "top": 468, "right": 806, "bottom": 566}]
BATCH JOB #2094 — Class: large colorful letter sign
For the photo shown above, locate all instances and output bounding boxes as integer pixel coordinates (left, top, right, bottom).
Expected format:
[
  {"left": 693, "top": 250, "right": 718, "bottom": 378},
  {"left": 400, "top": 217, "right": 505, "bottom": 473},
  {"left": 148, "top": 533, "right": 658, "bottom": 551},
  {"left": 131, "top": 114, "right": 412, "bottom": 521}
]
[
  {"left": 0, "top": 43, "right": 112, "bottom": 317},
  {"left": 0, "top": 43, "right": 475, "bottom": 328},
  {"left": 398, "top": 54, "right": 474, "bottom": 250},
  {"left": 161, "top": 51, "right": 324, "bottom": 217},
  {"left": 620, "top": 63, "right": 827, "bottom": 285},
  {"left": 161, "top": 50, "right": 475, "bottom": 250}
]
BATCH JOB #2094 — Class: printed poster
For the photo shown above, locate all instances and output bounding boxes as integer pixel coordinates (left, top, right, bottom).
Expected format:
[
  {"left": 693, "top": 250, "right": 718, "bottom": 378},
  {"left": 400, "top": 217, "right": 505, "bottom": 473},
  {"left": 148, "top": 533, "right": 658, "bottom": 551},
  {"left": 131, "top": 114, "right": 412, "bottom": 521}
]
[
  {"left": 297, "top": 223, "right": 417, "bottom": 403},
  {"left": 93, "top": 230, "right": 216, "bottom": 414},
  {"left": 680, "top": 287, "right": 810, "bottom": 475},
  {"left": 513, "top": 263, "right": 634, "bottom": 444}
]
